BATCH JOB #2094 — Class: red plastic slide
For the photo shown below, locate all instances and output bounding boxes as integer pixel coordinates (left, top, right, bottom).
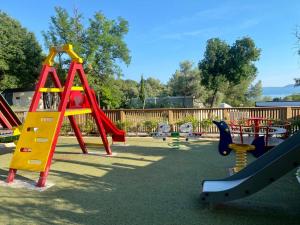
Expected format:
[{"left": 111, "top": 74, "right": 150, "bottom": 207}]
[
  {"left": 95, "top": 105, "right": 126, "bottom": 143},
  {"left": 0, "top": 94, "right": 22, "bottom": 129},
  {"left": 69, "top": 90, "right": 126, "bottom": 143}
]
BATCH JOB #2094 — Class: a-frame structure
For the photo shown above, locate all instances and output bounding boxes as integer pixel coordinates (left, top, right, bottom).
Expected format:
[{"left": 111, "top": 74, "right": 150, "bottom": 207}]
[{"left": 7, "top": 44, "right": 119, "bottom": 187}]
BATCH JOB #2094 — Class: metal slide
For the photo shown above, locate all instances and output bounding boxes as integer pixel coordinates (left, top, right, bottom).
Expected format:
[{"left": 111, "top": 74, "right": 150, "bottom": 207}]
[{"left": 200, "top": 131, "right": 300, "bottom": 203}]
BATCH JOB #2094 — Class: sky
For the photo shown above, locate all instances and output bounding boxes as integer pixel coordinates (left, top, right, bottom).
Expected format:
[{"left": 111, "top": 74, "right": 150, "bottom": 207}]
[{"left": 1, "top": 0, "right": 300, "bottom": 87}]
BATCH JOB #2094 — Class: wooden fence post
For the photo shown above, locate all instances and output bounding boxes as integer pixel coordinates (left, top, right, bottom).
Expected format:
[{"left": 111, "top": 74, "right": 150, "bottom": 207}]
[
  {"left": 120, "top": 110, "right": 126, "bottom": 122},
  {"left": 168, "top": 109, "right": 174, "bottom": 124},
  {"left": 286, "top": 107, "right": 292, "bottom": 121},
  {"left": 168, "top": 109, "right": 174, "bottom": 130},
  {"left": 223, "top": 109, "right": 229, "bottom": 121}
]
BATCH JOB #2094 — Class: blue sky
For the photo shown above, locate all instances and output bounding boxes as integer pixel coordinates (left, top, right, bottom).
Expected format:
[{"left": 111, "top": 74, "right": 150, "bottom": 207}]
[{"left": 1, "top": 0, "right": 300, "bottom": 87}]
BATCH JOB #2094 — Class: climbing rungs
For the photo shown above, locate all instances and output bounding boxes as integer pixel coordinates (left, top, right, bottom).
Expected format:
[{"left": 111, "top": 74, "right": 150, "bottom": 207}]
[
  {"left": 64, "top": 108, "right": 92, "bottom": 116},
  {"left": 9, "top": 112, "right": 60, "bottom": 172},
  {"left": 39, "top": 86, "right": 84, "bottom": 92}
]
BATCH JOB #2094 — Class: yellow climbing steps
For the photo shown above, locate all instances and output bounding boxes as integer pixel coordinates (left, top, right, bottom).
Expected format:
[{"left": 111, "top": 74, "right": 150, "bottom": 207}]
[{"left": 9, "top": 112, "right": 60, "bottom": 172}]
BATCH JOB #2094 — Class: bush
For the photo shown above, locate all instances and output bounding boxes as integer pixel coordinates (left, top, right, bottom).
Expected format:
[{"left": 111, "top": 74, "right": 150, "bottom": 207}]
[
  {"left": 81, "top": 119, "right": 96, "bottom": 134},
  {"left": 143, "top": 119, "right": 159, "bottom": 133},
  {"left": 291, "top": 118, "right": 300, "bottom": 133},
  {"left": 60, "top": 121, "right": 71, "bottom": 135},
  {"left": 116, "top": 120, "right": 134, "bottom": 132},
  {"left": 200, "top": 118, "right": 213, "bottom": 132}
]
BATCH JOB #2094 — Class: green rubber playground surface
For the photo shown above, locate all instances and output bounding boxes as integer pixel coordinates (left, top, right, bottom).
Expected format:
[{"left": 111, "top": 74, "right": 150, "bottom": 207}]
[{"left": 0, "top": 137, "right": 299, "bottom": 225}]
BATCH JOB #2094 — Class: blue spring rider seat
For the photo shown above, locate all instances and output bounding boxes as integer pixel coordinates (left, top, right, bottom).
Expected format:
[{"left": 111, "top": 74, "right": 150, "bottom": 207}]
[{"left": 213, "top": 120, "right": 266, "bottom": 172}]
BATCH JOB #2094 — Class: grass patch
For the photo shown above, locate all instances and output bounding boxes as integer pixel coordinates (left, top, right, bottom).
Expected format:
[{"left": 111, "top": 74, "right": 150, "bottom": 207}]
[{"left": 0, "top": 137, "right": 299, "bottom": 224}]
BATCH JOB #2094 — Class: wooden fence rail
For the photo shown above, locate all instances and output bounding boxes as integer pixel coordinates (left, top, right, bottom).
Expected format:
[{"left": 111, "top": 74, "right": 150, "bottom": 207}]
[{"left": 14, "top": 107, "right": 300, "bottom": 135}]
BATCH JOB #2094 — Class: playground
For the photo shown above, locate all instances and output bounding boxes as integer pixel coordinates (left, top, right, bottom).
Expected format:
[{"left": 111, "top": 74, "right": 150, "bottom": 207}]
[
  {"left": 0, "top": 137, "right": 299, "bottom": 225},
  {"left": 0, "top": 45, "right": 299, "bottom": 224}
]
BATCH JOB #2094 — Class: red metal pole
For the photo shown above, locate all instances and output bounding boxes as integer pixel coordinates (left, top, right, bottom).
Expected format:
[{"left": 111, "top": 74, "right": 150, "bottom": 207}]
[
  {"left": 77, "top": 66, "right": 112, "bottom": 155},
  {"left": 0, "top": 112, "right": 12, "bottom": 129},
  {"left": 68, "top": 115, "right": 87, "bottom": 154},
  {"left": 29, "top": 65, "right": 52, "bottom": 112},
  {"left": 37, "top": 62, "right": 81, "bottom": 187},
  {"left": 50, "top": 68, "right": 87, "bottom": 154},
  {"left": 7, "top": 65, "right": 53, "bottom": 184},
  {"left": 0, "top": 95, "right": 21, "bottom": 127}
]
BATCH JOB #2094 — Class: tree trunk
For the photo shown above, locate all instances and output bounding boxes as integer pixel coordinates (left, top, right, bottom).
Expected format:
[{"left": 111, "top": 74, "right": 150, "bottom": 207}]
[{"left": 210, "top": 88, "right": 218, "bottom": 108}]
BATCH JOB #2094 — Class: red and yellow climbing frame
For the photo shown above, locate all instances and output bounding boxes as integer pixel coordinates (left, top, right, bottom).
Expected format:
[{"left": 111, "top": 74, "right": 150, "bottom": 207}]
[{"left": 7, "top": 44, "right": 113, "bottom": 187}]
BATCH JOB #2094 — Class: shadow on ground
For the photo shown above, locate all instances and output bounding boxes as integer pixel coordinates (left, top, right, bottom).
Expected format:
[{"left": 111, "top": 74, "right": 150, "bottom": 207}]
[{"left": 0, "top": 137, "right": 299, "bottom": 225}]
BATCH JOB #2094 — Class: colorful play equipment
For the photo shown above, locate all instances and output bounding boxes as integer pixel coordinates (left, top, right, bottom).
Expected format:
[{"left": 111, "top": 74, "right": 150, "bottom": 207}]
[
  {"left": 200, "top": 129, "right": 300, "bottom": 203},
  {"left": 229, "top": 113, "right": 290, "bottom": 147},
  {"left": 151, "top": 122, "right": 171, "bottom": 141},
  {"left": 151, "top": 122, "right": 202, "bottom": 149},
  {"left": 213, "top": 121, "right": 266, "bottom": 172},
  {"left": 151, "top": 122, "right": 202, "bottom": 141},
  {"left": 7, "top": 44, "right": 125, "bottom": 187},
  {"left": 179, "top": 122, "right": 203, "bottom": 141},
  {"left": 0, "top": 94, "right": 22, "bottom": 143}
]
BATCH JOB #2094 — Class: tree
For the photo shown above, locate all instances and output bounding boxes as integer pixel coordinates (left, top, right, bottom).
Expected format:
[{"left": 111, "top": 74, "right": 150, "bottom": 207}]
[
  {"left": 0, "top": 11, "right": 43, "bottom": 90},
  {"left": 168, "top": 61, "right": 207, "bottom": 106},
  {"left": 247, "top": 80, "right": 263, "bottom": 100},
  {"left": 42, "top": 7, "right": 85, "bottom": 80},
  {"left": 43, "top": 7, "right": 131, "bottom": 108},
  {"left": 115, "top": 79, "right": 139, "bottom": 108},
  {"left": 139, "top": 75, "right": 146, "bottom": 109},
  {"left": 199, "top": 37, "right": 260, "bottom": 107},
  {"left": 145, "top": 77, "right": 167, "bottom": 97}
]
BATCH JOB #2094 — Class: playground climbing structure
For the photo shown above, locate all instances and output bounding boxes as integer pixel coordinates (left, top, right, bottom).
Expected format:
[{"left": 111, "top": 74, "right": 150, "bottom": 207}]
[{"left": 7, "top": 44, "right": 125, "bottom": 187}]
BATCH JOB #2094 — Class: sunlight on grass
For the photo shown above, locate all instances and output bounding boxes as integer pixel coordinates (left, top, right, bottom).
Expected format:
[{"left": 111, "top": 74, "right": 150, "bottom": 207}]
[{"left": 0, "top": 137, "right": 298, "bottom": 225}]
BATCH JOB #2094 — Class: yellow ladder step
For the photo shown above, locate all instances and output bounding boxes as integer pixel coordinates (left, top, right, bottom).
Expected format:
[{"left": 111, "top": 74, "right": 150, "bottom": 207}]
[
  {"left": 64, "top": 108, "right": 92, "bottom": 116},
  {"left": 39, "top": 86, "right": 84, "bottom": 92},
  {"left": 9, "top": 112, "right": 60, "bottom": 172}
]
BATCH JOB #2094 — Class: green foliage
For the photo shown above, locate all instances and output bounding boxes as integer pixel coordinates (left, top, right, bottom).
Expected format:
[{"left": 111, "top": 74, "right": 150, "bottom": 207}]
[
  {"left": 118, "top": 79, "right": 139, "bottom": 108},
  {"left": 116, "top": 120, "right": 134, "bottom": 132},
  {"left": 81, "top": 119, "right": 96, "bottom": 134},
  {"left": 60, "top": 121, "right": 71, "bottom": 135},
  {"left": 143, "top": 119, "right": 159, "bottom": 133},
  {"left": 139, "top": 75, "right": 146, "bottom": 109},
  {"left": 224, "top": 80, "right": 263, "bottom": 107},
  {"left": 291, "top": 118, "right": 300, "bottom": 133},
  {"left": 145, "top": 77, "right": 167, "bottom": 97},
  {"left": 0, "top": 11, "right": 43, "bottom": 90},
  {"left": 43, "top": 7, "right": 131, "bottom": 108},
  {"left": 199, "top": 37, "right": 260, "bottom": 107},
  {"left": 168, "top": 61, "right": 207, "bottom": 106},
  {"left": 283, "top": 94, "right": 300, "bottom": 101},
  {"left": 200, "top": 118, "right": 213, "bottom": 132}
]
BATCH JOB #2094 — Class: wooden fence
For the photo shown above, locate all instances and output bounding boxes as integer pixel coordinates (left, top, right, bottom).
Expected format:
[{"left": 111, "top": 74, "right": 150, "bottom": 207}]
[{"left": 14, "top": 107, "right": 300, "bottom": 134}]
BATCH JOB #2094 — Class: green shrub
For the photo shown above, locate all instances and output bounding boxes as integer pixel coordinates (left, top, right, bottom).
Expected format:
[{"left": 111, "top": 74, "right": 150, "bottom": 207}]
[
  {"left": 60, "top": 121, "right": 71, "bottom": 135},
  {"left": 200, "top": 118, "right": 213, "bottom": 132},
  {"left": 143, "top": 119, "right": 159, "bottom": 133},
  {"left": 291, "top": 118, "right": 300, "bottom": 133},
  {"left": 81, "top": 119, "right": 96, "bottom": 134},
  {"left": 116, "top": 120, "right": 134, "bottom": 132}
]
